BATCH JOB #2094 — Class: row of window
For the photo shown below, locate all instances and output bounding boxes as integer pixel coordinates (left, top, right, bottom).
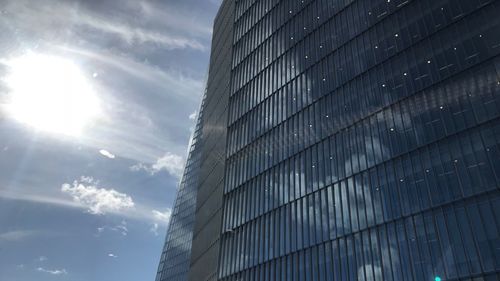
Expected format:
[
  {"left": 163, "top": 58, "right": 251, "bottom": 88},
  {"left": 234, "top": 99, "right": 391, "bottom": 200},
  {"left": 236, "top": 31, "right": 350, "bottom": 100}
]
[
  {"left": 229, "top": 44, "right": 500, "bottom": 162},
  {"left": 234, "top": 0, "right": 349, "bottom": 68},
  {"left": 235, "top": 0, "right": 354, "bottom": 45},
  {"left": 228, "top": 0, "right": 500, "bottom": 133},
  {"left": 225, "top": 59, "right": 500, "bottom": 191},
  {"left": 234, "top": 0, "right": 263, "bottom": 22},
  {"left": 231, "top": 0, "right": 494, "bottom": 102},
  {"left": 222, "top": 1, "right": 500, "bottom": 281},
  {"left": 234, "top": 0, "right": 449, "bottom": 70},
  {"left": 220, "top": 192, "right": 500, "bottom": 280},
  {"left": 233, "top": 0, "right": 415, "bottom": 78},
  {"left": 234, "top": 0, "right": 278, "bottom": 44},
  {"left": 233, "top": 0, "right": 403, "bottom": 99},
  {"left": 221, "top": 192, "right": 500, "bottom": 281},
  {"left": 222, "top": 120, "right": 500, "bottom": 241}
]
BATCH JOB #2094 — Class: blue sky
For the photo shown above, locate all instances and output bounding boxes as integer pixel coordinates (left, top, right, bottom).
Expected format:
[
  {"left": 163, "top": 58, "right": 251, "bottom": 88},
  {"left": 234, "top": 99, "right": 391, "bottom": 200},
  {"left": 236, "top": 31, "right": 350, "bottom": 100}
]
[{"left": 0, "top": 0, "right": 221, "bottom": 280}]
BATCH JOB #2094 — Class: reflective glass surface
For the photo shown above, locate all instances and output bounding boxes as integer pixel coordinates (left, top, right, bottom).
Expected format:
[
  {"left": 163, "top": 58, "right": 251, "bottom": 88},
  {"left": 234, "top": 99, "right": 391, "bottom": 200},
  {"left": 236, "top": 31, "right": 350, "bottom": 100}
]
[
  {"left": 155, "top": 96, "right": 206, "bottom": 281},
  {"left": 219, "top": 0, "right": 500, "bottom": 280}
]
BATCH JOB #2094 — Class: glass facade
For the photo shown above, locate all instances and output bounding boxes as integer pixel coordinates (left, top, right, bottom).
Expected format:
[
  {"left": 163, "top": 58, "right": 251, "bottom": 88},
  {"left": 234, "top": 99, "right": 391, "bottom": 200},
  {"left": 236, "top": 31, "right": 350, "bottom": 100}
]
[
  {"left": 155, "top": 94, "right": 206, "bottom": 281},
  {"left": 188, "top": 1, "right": 234, "bottom": 281},
  {"left": 155, "top": 1, "right": 234, "bottom": 280},
  {"left": 157, "top": 0, "right": 500, "bottom": 280},
  {"left": 219, "top": 0, "right": 500, "bottom": 280}
]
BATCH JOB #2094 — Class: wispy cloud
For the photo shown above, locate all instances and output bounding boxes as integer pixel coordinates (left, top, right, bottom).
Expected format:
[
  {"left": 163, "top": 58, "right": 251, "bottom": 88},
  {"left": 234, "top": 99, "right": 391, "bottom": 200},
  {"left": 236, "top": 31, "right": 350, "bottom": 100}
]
[
  {"left": 99, "top": 149, "right": 115, "bottom": 159},
  {"left": 50, "top": 45, "right": 204, "bottom": 164},
  {"left": 189, "top": 111, "right": 197, "bottom": 120},
  {"left": 135, "top": 1, "right": 214, "bottom": 39},
  {"left": 152, "top": 209, "right": 172, "bottom": 224},
  {"left": 55, "top": 45, "right": 205, "bottom": 101},
  {"left": 77, "top": 14, "right": 206, "bottom": 51},
  {"left": 36, "top": 267, "right": 67, "bottom": 275},
  {"left": 0, "top": 230, "right": 40, "bottom": 242},
  {"left": 150, "top": 208, "right": 172, "bottom": 236},
  {"left": 1, "top": 184, "right": 167, "bottom": 224},
  {"left": 0, "top": 190, "right": 82, "bottom": 210},
  {"left": 108, "top": 253, "right": 118, "bottom": 258},
  {"left": 80, "top": 176, "right": 97, "bottom": 185},
  {"left": 0, "top": 0, "right": 211, "bottom": 166},
  {"left": 61, "top": 179, "right": 134, "bottom": 215},
  {"left": 150, "top": 223, "right": 160, "bottom": 236},
  {"left": 37, "top": 256, "right": 48, "bottom": 262},
  {"left": 96, "top": 220, "right": 128, "bottom": 236},
  {"left": 1, "top": 0, "right": 207, "bottom": 51},
  {"left": 151, "top": 153, "right": 184, "bottom": 177},
  {"left": 130, "top": 152, "right": 184, "bottom": 178}
]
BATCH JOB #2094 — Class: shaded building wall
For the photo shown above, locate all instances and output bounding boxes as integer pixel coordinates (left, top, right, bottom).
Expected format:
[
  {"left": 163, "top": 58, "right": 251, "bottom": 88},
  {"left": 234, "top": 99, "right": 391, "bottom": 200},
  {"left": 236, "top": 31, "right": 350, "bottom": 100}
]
[
  {"left": 220, "top": 0, "right": 500, "bottom": 280},
  {"left": 155, "top": 93, "right": 207, "bottom": 281},
  {"left": 187, "top": 0, "right": 234, "bottom": 281}
]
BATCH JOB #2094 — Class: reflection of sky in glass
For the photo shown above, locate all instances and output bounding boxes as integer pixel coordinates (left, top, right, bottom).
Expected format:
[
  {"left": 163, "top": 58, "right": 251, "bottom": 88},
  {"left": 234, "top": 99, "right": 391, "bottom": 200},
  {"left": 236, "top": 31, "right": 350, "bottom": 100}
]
[
  {"left": 0, "top": 0, "right": 221, "bottom": 280},
  {"left": 220, "top": 0, "right": 500, "bottom": 280}
]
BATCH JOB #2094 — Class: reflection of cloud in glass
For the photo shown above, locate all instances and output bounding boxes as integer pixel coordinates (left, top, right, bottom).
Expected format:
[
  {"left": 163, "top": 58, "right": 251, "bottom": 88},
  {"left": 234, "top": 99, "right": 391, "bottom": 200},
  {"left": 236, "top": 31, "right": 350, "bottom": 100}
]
[{"left": 223, "top": 1, "right": 500, "bottom": 279}]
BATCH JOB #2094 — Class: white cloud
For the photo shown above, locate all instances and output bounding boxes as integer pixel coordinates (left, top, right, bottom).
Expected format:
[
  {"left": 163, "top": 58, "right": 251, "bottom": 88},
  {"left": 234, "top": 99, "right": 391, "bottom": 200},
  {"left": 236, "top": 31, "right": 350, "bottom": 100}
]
[
  {"left": 113, "top": 221, "right": 128, "bottom": 236},
  {"left": 129, "top": 163, "right": 148, "bottom": 173},
  {"left": 0, "top": 230, "right": 40, "bottom": 242},
  {"left": 1, "top": 0, "right": 207, "bottom": 51},
  {"left": 37, "top": 256, "right": 47, "bottom": 262},
  {"left": 99, "top": 149, "right": 115, "bottom": 159},
  {"left": 130, "top": 153, "right": 184, "bottom": 178},
  {"left": 2, "top": 177, "right": 173, "bottom": 226},
  {"left": 96, "top": 220, "right": 128, "bottom": 236},
  {"left": 150, "top": 223, "right": 160, "bottom": 236},
  {"left": 36, "top": 267, "right": 67, "bottom": 275},
  {"left": 55, "top": 45, "right": 204, "bottom": 102},
  {"left": 79, "top": 176, "right": 97, "bottom": 184},
  {"left": 189, "top": 111, "right": 197, "bottom": 120},
  {"left": 78, "top": 14, "right": 206, "bottom": 51},
  {"left": 150, "top": 209, "right": 171, "bottom": 236},
  {"left": 152, "top": 209, "right": 172, "bottom": 223},
  {"left": 152, "top": 153, "right": 184, "bottom": 177},
  {"left": 108, "top": 253, "right": 118, "bottom": 258},
  {"left": 0, "top": 0, "right": 208, "bottom": 167},
  {"left": 61, "top": 180, "right": 134, "bottom": 215},
  {"left": 0, "top": 190, "right": 82, "bottom": 210},
  {"left": 1, "top": 185, "right": 167, "bottom": 224},
  {"left": 136, "top": 1, "right": 214, "bottom": 39},
  {"left": 50, "top": 45, "right": 204, "bottom": 164}
]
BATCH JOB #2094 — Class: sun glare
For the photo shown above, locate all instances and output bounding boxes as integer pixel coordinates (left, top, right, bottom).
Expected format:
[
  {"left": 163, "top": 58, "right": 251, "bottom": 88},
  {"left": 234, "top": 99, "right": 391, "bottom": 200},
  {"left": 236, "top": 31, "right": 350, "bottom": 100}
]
[{"left": 3, "top": 53, "right": 100, "bottom": 136}]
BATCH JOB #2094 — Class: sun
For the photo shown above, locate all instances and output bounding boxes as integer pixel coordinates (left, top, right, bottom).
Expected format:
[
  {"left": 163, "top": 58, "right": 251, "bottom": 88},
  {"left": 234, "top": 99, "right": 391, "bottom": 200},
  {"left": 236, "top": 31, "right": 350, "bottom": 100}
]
[{"left": 3, "top": 53, "right": 100, "bottom": 136}]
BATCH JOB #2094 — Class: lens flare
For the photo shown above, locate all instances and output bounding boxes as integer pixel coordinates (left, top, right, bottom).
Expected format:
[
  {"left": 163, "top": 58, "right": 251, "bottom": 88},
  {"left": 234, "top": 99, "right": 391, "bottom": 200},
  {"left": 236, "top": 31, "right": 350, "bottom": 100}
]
[{"left": 3, "top": 53, "right": 100, "bottom": 136}]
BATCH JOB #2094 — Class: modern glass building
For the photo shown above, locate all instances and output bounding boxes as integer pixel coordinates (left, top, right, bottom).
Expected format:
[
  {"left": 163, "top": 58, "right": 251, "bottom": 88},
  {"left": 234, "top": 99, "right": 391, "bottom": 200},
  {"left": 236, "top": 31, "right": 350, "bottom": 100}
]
[
  {"left": 188, "top": 0, "right": 233, "bottom": 280},
  {"left": 157, "top": 0, "right": 500, "bottom": 280},
  {"left": 155, "top": 1, "right": 234, "bottom": 281},
  {"left": 155, "top": 93, "right": 207, "bottom": 281}
]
